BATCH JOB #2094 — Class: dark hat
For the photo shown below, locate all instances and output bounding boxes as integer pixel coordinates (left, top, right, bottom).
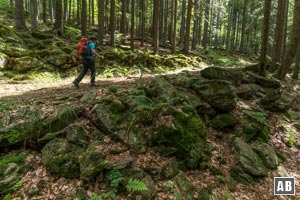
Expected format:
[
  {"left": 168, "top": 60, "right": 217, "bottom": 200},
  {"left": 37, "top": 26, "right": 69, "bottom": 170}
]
[{"left": 89, "top": 35, "right": 97, "bottom": 41}]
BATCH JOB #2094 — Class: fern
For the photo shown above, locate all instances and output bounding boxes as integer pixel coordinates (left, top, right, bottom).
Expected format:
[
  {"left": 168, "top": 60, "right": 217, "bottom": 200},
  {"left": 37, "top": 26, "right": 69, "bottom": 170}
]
[
  {"left": 108, "top": 169, "right": 124, "bottom": 187},
  {"left": 126, "top": 178, "right": 148, "bottom": 192},
  {"left": 242, "top": 109, "right": 267, "bottom": 124}
]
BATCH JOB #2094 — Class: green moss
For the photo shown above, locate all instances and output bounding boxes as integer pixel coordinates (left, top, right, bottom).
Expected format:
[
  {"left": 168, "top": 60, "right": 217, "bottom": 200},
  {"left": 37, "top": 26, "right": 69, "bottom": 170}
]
[
  {"left": 229, "top": 167, "right": 254, "bottom": 185},
  {"left": 108, "top": 85, "right": 120, "bottom": 93},
  {"left": 0, "top": 152, "right": 26, "bottom": 168},
  {"left": 211, "top": 114, "right": 238, "bottom": 130}
]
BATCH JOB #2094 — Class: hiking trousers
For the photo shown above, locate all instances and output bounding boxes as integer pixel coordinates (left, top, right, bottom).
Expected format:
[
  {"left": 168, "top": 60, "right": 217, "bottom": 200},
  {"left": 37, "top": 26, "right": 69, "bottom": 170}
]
[{"left": 75, "top": 58, "right": 96, "bottom": 84}]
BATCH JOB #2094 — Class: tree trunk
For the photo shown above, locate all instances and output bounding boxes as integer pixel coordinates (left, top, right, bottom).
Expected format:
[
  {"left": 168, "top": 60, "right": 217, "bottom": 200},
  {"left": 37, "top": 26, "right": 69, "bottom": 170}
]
[
  {"left": 179, "top": 0, "right": 186, "bottom": 46},
  {"left": 281, "top": 0, "right": 289, "bottom": 61},
  {"left": 171, "top": 0, "right": 177, "bottom": 53},
  {"left": 98, "top": 0, "right": 105, "bottom": 44},
  {"left": 68, "top": 0, "right": 72, "bottom": 24},
  {"left": 42, "top": 0, "right": 47, "bottom": 23},
  {"left": 77, "top": 0, "right": 81, "bottom": 25},
  {"left": 277, "top": 0, "right": 300, "bottom": 79},
  {"left": 64, "top": 0, "right": 68, "bottom": 22},
  {"left": 292, "top": 42, "right": 300, "bottom": 79},
  {"left": 153, "top": 0, "right": 160, "bottom": 54},
  {"left": 259, "top": 0, "right": 271, "bottom": 76},
  {"left": 15, "top": 0, "right": 27, "bottom": 30},
  {"left": 202, "top": 0, "right": 210, "bottom": 49},
  {"left": 54, "top": 0, "right": 64, "bottom": 35},
  {"left": 30, "top": 0, "right": 39, "bottom": 30},
  {"left": 110, "top": 0, "right": 115, "bottom": 46},
  {"left": 120, "top": 0, "right": 127, "bottom": 34},
  {"left": 183, "top": 0, "right": 193, "bottom": 54},
  {"left": 270, "top": 0, "right": 287, "bottom": 71},
  {"left": 141, "top": 0, "right": 145, "bottom": 46},
  {"left": 81, "top": 0, "right": 87, "bottom": 36},
  {"left": 239, "top": 0, "right": 247, "bottom": 52},
  {"left": 92, "top": 0, "right": 95, "bottom": 25},
  {"left": 192, "top": 0, "right": 199, "bottom": 51},
  {"left": 130, "top": 0, "right": 135, "bottom": 50}
]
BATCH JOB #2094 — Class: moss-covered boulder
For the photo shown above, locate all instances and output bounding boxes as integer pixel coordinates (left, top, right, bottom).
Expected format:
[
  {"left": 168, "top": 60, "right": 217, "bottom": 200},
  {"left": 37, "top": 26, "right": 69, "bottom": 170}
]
[
  {"left": 173, "top": 173, "right": 195, "bottom": 200},
  {"left": 235, "top": 84, "right": 261, "bottom": 100},
  {"left": 229, "top": 167, "right": 254, "bottom": 185},
  {"left": 161, "top": 157, "right": 179, "bottom": 179},
  {"left": 151, "top": 107, "right": 208, "bottom": 169},
  {"left": 92, "top": 103, "right": 148, "bottom": 153},
  {"left": 123, "top": 167, "right": 156, "bottom": 200},
  {"left": 246, "top": 72, "right": 281, "bottom": 89},
  {"left": 0, "top": 152, "right": 27, "bottom": 195},
  {"left": 192, "top": 80, "right": 237, "bottom": 112},
  {"left": 31, "top": 30, "right": 53, "bottom": 39},
  {"left": 66, "top": 124, "right": 89, "bottom": 147},
  {"left": 260, "top": 93, "right": 291, "bottom": 112},
  {"left": 201, "top": 66, "right": 244, "bottom": 85},
  {"left": 41, "top": 138, "right": 82, "bottom": 178},
  {"left": 242, "top": 124, "right": 270, "bottom": 142},
  {"left": 12, "top": 56, "right": 40, "bottom": 73},
  {"left": 234, "top": 138, "right": 267, "bottom": 177},
  {"left": 148, "top": 77, "right": 177, "bottom": 100},
  {"left": 211, "top": 114, "right": 238, "bottom": 130},
  {"left": 78, "top": 143, "right": 106, "bottom": 181},
  {"left": 254, "top": 142, "right": 278, "bottom": 169}
]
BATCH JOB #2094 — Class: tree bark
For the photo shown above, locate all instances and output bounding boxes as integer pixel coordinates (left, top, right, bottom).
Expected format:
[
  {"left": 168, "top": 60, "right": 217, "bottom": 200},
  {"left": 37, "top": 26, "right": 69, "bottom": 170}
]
[
  {"left": 171, "top": 0, "right": 177, "bottom": 53},
  {"left": 98, "top": 0, "right": 105, "bottom": 44},
  {"left": 192, "top": 0, "right": 199, "bottom": 51},
  {"left": 15, "top": 0, "right": 27, "bottom": 30},
  {"left": 110, "top": 0, "right": 115, "bottom": 46},
  {"left": 277, "top": 0, "right": 300, "bottom": 79},
  {"left": 81, "top": 0, "right": 87, "bottom": 36},
  {"left": 292, "top": 42, "right": 300, "bottom": 79},
  {"left": 183, "top": 0, "right": 193, "bottom": 54},
  {"left": 259, "top": 0, "right": 271, "bottom": 76},
  {"left": 202, "top": 0, "right": 210, "bottom": 49},
  {"left": 130, "top": 0, "right": 135, "bottom": 50},
  {"left": 30, "top": 0, "right": 39, "bottom": 30},
  {"left": 141, "top": 0, "right": 145, "bottom": 46},
  {"left": 153, "top": 0, "right": 160, "bottom": 54},
  {"left": 120, "top": 0, "right": 127, "bottom": 34}
]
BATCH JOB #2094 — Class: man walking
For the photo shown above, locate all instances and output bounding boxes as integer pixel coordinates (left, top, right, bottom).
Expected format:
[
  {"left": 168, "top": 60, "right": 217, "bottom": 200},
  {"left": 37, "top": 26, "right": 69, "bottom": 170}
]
[{"left": 73, "top": 36, "right": 102, "bottom": 88}]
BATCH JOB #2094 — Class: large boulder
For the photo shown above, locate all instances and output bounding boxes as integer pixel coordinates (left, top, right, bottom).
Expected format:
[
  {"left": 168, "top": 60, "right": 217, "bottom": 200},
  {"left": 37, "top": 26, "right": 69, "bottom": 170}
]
[
  {"left": 11, "top": 56, "right": 40, "bottom": 73},
  {"left": 41, "top": 138, "right": 82, "bottom": 178},
  {"left": 260, "top": 93, "right": 291, "bottom": 112},
  {"left": 211, "top": 114, "right": 238, "bottom": 130},
  {"left": 151, "top": 107, "right": 209, "bottom": 169},
  {"left": 234, "top": 138, "right": 267, "bottom": 177},
  {"left": 254, "top": 142, "right": 279, "bottom": 169},
  {"left": 92, "top": 103, "right": 148, "bottom": 153},
  {"left": 201, "top": 66, "right": 244, "bottom": 85},
  {"left": 192, "top": 80, "right": 237, "bottom": 112},
  {"left": 246, "top": 72, "right": 281, "bottom": 89},
  {"left": 78, "top": 143, "right": 106, "bottom": 181},
  {"left": 31, "top": 30, "right": 53, "bottom": 39}
]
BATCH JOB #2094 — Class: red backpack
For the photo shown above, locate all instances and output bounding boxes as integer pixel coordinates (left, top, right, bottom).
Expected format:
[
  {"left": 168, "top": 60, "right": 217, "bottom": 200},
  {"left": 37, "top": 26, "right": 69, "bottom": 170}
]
[{"left": 76, "top": 38, "right": 88, "bottom": 56}]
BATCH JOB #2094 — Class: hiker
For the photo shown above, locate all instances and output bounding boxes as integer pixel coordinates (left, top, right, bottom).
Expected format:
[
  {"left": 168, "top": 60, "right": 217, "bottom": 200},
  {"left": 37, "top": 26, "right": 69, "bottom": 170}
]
[{"left": 73, "top": 35, "right": 102, "bottom": 88}]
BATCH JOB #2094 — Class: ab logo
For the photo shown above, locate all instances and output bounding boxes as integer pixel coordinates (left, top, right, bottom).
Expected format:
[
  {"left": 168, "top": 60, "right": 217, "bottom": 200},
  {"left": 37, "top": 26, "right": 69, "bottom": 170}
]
[{"left": 274, "top": 177, "right": 295, "bottom": 195}]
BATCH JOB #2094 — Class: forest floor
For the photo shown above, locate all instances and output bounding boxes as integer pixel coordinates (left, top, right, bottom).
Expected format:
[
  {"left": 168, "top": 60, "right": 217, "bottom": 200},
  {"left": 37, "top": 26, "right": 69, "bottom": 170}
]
[{"left": 1, "top": 67, "right": 300, "bottom": 200}]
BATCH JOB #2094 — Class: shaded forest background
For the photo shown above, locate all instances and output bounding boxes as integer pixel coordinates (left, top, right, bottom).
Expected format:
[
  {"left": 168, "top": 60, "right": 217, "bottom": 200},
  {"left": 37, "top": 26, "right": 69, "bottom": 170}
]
[{"left": 3, "top": 0, "right": 300, "bottom": 80}]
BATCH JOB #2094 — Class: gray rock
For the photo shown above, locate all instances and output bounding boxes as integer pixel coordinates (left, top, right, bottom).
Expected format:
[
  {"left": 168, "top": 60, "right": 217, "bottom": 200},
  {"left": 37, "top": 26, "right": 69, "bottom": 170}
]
[
  {"left": 254, "top": 142, "right": 279, "bottom": 169},
  {"left": 246, "top": 72, "right": 281, "bottom": 89},
  {"left": 211, "top": 114, "right": 238, "bottom": 130},
  {"left": 201, "top": 66, "right": 244, "bottom": 85},
  {"left": 192, "top": 80, "right": 237, "bottom": 112},
  {"left": 234, "top": 138, "right": 268, "bottom": 177},
  {"left": 161, "top": 157, "right": 179, "bottom": 179},
  {"left": 174, "top": 173, "right": 195, "bottom": 200}
]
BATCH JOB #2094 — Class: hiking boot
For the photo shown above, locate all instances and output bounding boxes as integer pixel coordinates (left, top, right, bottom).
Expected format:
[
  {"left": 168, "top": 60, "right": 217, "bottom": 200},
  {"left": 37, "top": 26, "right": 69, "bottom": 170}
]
[
  {"left": 90, "top": 83, "right": 98, "bottom": 87},
  {"left": 73, "top": 81, "right": 79, "bottom": 88}
]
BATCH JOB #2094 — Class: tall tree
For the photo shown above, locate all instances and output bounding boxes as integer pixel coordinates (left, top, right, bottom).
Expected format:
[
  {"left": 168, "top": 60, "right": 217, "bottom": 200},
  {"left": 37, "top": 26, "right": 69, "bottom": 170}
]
[
  {"left": 42, "top": 0, "right": 47, "bottom": 23},
  {"left": 259, "top": 0, "right": 271, "bottom": 76},
  {"left": 153, "top": 0, "right": 160, "bottom": 54},
  {"left": 202, "top": 0, "right": 210, "bottom": 49},
  {"left": 30, "top": 0, "right": 39, "bottom": 30},
  {"left": 15, "top": 0, "right": 27, "bottom": 30},
  {"left": 141, "top": 0, "right": 145, "bottom": 46},
  {"left": 49, "top": 0, "right": 54, "bottom": 21},
  {"left": 271, "top": 0, "right": 288, "bottom": 71},
  {"left": 277, "top": 0, "right": 300, "bottom": 79},
  {"left": 293, "top": 43, "right": 300, "bottom": 79},
  {"left": 171, "top": 0, "right": 177, "bottom": 53},
  {"left": 81, "top": 0, "right": 87, "bottom": 36},
  {"left": 192, "top": 0, "right": 199, "bottom": 51},
  {"left": 110, "top": 0, "right": 116, "bottom": 46},
  {"left": 183, "top": 0, "right": 193, "bottom": 54},
  {"left": 179, "top": 0, "right": 186, "bottom": 46},
  {"left": 130, "top": 0, "right": 135, "bottom": 50},
  {"left": 64, "top": 0, "right": 69, "bottom": 22},
  {"left": 120, "top": 0, "right": 127, "bottom": 34},
  {"left": 98, "top": 0, "right": 105, "bottom": 45}
]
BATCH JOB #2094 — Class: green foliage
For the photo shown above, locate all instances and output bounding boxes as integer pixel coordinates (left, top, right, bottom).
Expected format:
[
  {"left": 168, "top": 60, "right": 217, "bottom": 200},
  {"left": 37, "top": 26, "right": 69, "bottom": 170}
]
[
  {"left": 163, "top": 181, "right": 181, "bottom": 200},
  {"left": 108, "top": 169, "right": 124, "bottom": 188},
  {"left": 0, "top": 101, "right": 18, "bottom": 112},
  {"left": 0, "top": 152, "right": 26, "bottom": 168},
  {"left": 126, "top": 178, "right": 148, "bottom": 192},
  {"left": 30, "top": 72, "right": 62, "bottom": 84},
  {"left": 108, "top": 85, "right": 119, "bottom": 93},
  {"left": 242, "top": 109, "right": 267, "bottom": 124},
  {"left": 89, "top": 194, "right": 102, "bottom": 200},
  {"left": 279, "top": 124, "right": 295, "bottom": 147}
]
